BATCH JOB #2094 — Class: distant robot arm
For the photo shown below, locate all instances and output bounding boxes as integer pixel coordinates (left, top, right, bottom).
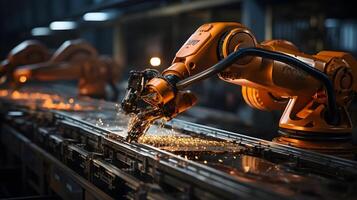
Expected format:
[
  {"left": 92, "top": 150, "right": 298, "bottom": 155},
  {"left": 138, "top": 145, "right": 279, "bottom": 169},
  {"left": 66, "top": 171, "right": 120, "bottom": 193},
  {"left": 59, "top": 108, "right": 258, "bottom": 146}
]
[
  {"left": 13, "top": 40, "right": 121, "bottom": 100},
  {"left": 0, "top": 40, "right": 50, "bottom": 83}
]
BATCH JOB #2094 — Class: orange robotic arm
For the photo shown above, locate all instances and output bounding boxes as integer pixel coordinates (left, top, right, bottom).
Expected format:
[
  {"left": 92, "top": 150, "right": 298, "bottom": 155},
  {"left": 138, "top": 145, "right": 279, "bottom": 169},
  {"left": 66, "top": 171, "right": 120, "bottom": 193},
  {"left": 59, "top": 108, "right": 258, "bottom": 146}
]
[
  {"left": 0, "top": 40, "right": 50, "bottom": 83},
  {"left": 13, "top": 40, "right": 121, "bottom": 100},
  {"left": 122, "top": 22, "right": 357, "bottom": 149}
]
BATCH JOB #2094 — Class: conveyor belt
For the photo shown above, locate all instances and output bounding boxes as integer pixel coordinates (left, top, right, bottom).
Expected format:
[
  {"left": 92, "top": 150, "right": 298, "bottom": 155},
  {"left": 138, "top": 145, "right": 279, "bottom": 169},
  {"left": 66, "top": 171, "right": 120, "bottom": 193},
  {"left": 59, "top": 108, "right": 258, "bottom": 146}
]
[{"left": 1, "top": 88, "right": 357, "bottom": 199}]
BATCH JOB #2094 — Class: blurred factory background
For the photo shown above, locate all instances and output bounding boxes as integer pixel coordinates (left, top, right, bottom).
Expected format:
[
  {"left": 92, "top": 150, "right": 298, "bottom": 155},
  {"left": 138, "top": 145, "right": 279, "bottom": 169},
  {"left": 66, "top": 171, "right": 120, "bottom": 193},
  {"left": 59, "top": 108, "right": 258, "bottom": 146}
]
[{"left": 1, "top": 0, "right": 356, "bottom": 139}]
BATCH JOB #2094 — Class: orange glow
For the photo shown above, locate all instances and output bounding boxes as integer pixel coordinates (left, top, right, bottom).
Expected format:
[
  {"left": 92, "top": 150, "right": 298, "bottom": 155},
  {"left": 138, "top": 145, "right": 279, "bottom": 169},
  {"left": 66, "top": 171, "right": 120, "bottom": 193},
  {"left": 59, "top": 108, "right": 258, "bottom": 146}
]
[
  {"left": 0, "top": 90, "right": 86, "bottom": 111},
  {"left": 41, "top": 98, "right": 83, "bottom": 110},
  {"left": 19, "top": 76, "right": 28, "bottom": 83},
  {"left": 0, "top": 90, "right": 9, "bottom": 97},
  {"left": 11, "top": 91, "right": 22, "bottom": 99}
]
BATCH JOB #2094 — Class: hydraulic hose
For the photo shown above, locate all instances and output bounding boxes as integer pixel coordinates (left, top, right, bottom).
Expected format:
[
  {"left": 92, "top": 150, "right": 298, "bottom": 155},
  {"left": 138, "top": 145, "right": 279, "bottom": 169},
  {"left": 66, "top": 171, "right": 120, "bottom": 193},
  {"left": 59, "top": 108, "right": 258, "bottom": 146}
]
[{"left": 175, "top": 47, "right": 338, "bottom": 124}]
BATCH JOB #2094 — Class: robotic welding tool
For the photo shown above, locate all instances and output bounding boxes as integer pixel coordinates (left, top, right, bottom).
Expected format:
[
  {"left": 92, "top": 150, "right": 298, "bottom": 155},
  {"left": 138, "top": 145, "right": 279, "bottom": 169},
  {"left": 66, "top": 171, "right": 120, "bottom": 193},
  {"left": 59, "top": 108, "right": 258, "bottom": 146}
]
[
  {"left": 122, "top": 22, "right": 357, "bottom": 158},
  {"left": 122, "top": 69, "right": 196, "bottom": 142}
]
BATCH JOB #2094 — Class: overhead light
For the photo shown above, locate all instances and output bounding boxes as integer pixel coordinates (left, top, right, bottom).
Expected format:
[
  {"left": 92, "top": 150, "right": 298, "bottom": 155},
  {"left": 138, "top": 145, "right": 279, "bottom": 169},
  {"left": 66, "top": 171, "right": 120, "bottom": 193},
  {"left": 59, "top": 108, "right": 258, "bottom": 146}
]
[
  {"left": 83, "top": 12, "right": 114, "bottom": 21},
  {"left": 31, "top": 27, "right": 51, "bottom": 36},
  {"left": 150, "top": 57, "right": 161, "bottom": 67},
  {"left": 18, "top": 75, "right": 28, "bottom": 83},
  {"left": 325, "top": 19, "right": 338, "bottom": 28},
  {"left": 49, "top": 21, "right": 77, "bottom": 30}
]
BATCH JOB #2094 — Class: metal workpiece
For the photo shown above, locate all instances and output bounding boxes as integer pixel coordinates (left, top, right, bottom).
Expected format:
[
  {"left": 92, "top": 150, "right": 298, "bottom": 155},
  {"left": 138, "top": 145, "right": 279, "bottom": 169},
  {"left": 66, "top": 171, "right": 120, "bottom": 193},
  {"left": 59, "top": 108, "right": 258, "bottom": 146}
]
[{"left": 0, "top": 89, "right": 357, "bottom": 199}]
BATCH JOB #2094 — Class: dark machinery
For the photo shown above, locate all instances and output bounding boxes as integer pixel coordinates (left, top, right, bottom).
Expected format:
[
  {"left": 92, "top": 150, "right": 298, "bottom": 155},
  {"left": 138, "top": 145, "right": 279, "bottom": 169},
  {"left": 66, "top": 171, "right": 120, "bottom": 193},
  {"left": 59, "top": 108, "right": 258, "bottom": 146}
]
[{"left": 0, "top": 88, "right": 357, "bottom": 199}]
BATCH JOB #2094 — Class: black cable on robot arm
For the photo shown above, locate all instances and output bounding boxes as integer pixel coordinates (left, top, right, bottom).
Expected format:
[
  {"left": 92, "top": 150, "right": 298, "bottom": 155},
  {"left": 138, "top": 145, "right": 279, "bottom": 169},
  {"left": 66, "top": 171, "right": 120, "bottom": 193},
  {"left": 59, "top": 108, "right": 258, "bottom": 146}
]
[{"left": 175, "top": 47, "right": 338, "bottom": 124}]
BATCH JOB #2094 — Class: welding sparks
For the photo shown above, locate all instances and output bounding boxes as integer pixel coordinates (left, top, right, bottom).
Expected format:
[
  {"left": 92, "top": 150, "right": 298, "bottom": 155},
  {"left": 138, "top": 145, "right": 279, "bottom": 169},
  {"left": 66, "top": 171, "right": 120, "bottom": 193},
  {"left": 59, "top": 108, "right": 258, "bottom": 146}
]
[{"left": 138, "top": 135, "right": 241, "bottom": 152}]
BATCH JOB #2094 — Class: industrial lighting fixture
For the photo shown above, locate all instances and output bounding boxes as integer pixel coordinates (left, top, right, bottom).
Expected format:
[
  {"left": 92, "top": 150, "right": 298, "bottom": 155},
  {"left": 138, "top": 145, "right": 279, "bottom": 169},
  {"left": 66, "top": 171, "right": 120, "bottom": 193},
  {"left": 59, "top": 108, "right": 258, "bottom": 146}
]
[
  {"left": 18, "top": 76, "right": 28, "bottom": 83},
  {"left": 49, "top": 21, "right": 77, "bottom": 30},
  {"left": 31, "top": 27, "right": 51, "bottom": 36},
  {"left": 325, "top": 18, "right": 338, "bottom": 28},
  {"left": 150, "top": 57, "right": 161, "bottom": 67},
  {"left": 83, "top": 12, "right": 114, "bottom": 21}
]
